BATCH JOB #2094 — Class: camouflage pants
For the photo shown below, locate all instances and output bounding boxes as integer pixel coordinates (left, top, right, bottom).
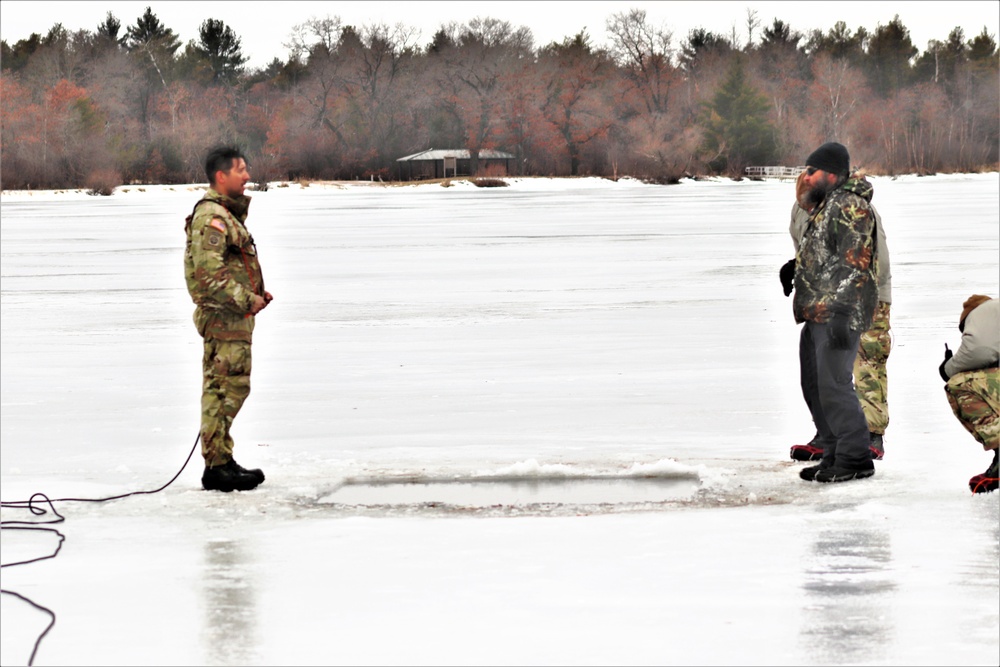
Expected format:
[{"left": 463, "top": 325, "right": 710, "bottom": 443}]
[
  {"left": 201, "top": 338, "right": 252, "bottom": 467},
  {"left": 945, "top": 367, "right": 1000, "bottom": 450},
  {"left": 854, "top": 302, "right": 891, "bottom": 435}
]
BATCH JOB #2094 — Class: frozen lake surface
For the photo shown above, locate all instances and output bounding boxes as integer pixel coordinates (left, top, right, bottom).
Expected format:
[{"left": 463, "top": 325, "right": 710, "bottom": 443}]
[{"left": 1, "top": 174, "right": 998, "bottom": 666}]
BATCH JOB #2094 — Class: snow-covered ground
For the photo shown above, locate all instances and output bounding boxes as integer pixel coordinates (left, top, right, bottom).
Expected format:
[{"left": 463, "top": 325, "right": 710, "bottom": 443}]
[{"left": 1, "top": 174, "right": 998, "bottom": 666}]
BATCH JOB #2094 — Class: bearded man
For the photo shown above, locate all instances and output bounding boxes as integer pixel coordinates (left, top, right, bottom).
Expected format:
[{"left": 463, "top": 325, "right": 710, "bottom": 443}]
[
  {"left": 791, "top": 142, "right": 879, "bottom": 483},
  {"left": 782, "top": 168, "right": 893, "bottom": 462}
]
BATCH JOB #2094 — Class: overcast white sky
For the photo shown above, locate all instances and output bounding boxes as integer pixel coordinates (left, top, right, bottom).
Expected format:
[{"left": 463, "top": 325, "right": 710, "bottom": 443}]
[{"left": 1, "top": 1, "right": 998, "bottom": 69}]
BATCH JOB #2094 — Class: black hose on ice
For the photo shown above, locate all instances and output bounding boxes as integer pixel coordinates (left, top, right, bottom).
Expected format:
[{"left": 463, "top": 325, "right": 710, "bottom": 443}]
[{"left": 0, "top": 433, "right": 200, "bottom": 666}]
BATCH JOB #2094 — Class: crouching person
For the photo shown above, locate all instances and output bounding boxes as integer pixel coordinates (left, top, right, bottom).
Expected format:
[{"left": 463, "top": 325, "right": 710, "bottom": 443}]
[{"left": 939, "top": 295, "right": 1000, "bottom": 494}]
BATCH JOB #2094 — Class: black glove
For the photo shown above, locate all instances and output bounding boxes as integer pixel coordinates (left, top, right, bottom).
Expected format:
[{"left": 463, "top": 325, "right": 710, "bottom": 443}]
[
  {"left": 779, "top": 259, "right": 796, "bottom": 297},
  {"left": 828, "top": 313, "right": 853, "bottom": 350},
  {"left": 939, "top": 344, "right": 953, "bottom": 382}
]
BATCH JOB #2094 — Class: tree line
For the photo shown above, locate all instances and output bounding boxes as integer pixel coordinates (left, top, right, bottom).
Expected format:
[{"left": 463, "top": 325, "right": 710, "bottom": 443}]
[{"left": 1, "top": 6, "right": 997, "bottom": 191}]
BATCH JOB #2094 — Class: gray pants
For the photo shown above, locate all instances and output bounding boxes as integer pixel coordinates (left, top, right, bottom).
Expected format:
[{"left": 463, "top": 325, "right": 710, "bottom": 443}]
[{"left": 799, "top": 321, "right": 870, "bottom": 467}]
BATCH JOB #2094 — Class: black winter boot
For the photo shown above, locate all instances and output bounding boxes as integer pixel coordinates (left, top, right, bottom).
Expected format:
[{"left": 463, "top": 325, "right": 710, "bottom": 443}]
[
  {"left": 869, "top": 433, "right": 884, "bottom": 460},
  {"left": 800, "top": 458, "right": 834, "bottom": 481},
  {"left": 202, "top": 460, "right": 263, "bottom": 492},
  {"left": 791, "top": 435, "right": 825, "bottom": 462},
  {"left": 815, "top": 460, "right": 875, "bottom": 483},
  {"left": 969, "top": 449, "right": 999, "bottom": 494}
]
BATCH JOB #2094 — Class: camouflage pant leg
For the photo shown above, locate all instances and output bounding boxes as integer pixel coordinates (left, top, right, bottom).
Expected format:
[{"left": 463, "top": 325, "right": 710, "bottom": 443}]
[
  {"left": 944, "top": 368, "right": 1000, "bottom": 450},
  {"left": 854, "top": 302, "right": 891, "bottom": 435},
  {"left": 201, "top": 338, "right": 252, "bottom": 467}
]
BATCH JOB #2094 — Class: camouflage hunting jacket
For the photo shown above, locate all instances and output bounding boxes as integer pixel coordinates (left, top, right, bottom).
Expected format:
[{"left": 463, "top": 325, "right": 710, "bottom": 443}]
[
  {"left": 790, "top": 198, "right": 892, "bottom": 305},
  {"left": 792, "top": 176, "right": 878, "bottom": 331},
  {"left": 183, "top": 189, "right": 264, "bottom": 342}
]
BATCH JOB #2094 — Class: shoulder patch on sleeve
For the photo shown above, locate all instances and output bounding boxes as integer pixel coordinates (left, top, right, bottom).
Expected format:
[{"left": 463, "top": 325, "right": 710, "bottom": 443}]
[
  {"left": 202, "top": 229, "right": 224, "bottom": 249},
  {"left": 210, "top": 218, "right": 227, "bottom": 233}
]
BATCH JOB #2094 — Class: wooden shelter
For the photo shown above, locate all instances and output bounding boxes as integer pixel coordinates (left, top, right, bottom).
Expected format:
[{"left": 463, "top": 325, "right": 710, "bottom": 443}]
[{"left": 396, "top": 149, "right": 516, "bottom": 181}]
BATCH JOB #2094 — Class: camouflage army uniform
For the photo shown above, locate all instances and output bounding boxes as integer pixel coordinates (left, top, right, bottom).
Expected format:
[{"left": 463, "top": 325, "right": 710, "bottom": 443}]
[
  {"left": 184, "top": 189, "right": 265, "bottom": 467},
  {"left": 946, "top": 369, "right": 1000, "bottom": 449},
  {"left": 854, "top": 301, "right": 891, "bottom": 434},
  {"left": 793, "top": 175, "right": 879, "bottom": 468}
]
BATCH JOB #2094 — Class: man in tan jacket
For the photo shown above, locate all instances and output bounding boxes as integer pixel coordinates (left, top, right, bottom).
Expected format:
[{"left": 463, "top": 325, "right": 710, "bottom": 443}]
[{"left": 939, "top": 295, "right": 999, "bottom": 493}]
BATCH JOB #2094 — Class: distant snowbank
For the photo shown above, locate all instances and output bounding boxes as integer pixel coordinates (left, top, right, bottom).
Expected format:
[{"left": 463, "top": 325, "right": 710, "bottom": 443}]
[{"left": 2, "top": 172, "right": 997, "bottom": 202}]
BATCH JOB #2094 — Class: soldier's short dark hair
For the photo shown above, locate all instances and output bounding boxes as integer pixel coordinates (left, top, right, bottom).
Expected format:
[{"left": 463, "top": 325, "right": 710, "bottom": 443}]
[{"left": 204, "top": 146, "right": 246, "bottom": 185}]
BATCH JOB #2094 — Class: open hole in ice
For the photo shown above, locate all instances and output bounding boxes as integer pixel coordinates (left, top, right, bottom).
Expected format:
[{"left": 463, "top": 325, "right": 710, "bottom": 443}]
[{"left": 319, "top": 475, "right": 700, "bottom": 507}]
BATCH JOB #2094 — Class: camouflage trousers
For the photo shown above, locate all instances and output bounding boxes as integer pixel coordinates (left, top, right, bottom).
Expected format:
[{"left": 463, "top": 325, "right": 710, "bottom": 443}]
[
  {"left": 945, "top": 367, "right": 1000, "bottom": 450},
  {"left": 200, "top": 338, "right": 252, "bottom": 467},
  {"left": 853, "top": 302, "right": 891, "bottom": 435}
]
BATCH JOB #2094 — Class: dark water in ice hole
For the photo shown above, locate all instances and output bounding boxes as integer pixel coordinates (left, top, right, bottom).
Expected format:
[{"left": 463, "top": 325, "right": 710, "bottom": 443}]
[{"left": 321, "top": 476, "right": 700, "bottom": 506}]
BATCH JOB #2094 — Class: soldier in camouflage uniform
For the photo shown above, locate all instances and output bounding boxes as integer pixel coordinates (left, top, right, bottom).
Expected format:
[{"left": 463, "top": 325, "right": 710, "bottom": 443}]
[
  {"left": 790, "top": 142, "right": 879, "bottom": 484},
  {"left": 184, "top": 146, "right": 273, "bottom": 492},
  {"left": 939, "top": 295, "right": 999, "bottom": 493},
  {"left": 782, "top": 169, "right": 892, "bottom": 461}
]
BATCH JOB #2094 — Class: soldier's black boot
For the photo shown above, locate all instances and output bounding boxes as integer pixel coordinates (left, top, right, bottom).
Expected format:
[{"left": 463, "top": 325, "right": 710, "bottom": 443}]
[
  {"left": 202, "top": 460, "right": 263, "bottom": 492},
  {"left": 231, "top": 459, "right": 265, "bottom": 484}
]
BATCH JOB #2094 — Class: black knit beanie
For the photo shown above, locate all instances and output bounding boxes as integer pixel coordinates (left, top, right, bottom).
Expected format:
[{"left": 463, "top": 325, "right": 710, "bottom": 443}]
[{"left": 806, "top": 142, "right": 850, "bottom": 177}]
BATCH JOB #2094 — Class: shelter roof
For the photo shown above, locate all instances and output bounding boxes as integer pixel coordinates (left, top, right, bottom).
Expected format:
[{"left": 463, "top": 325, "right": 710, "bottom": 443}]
[{"left": 397, "top": 149, "right": 515, "bottom": 161}]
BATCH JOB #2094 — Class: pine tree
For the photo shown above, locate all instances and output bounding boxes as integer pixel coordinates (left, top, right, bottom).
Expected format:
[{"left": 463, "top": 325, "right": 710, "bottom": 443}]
[
  {"left": 699, "top": 58, "right": 777, "bottom": 175},
  {"left": 194, "top": 19, "right": 247, "bottom": 84}
]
